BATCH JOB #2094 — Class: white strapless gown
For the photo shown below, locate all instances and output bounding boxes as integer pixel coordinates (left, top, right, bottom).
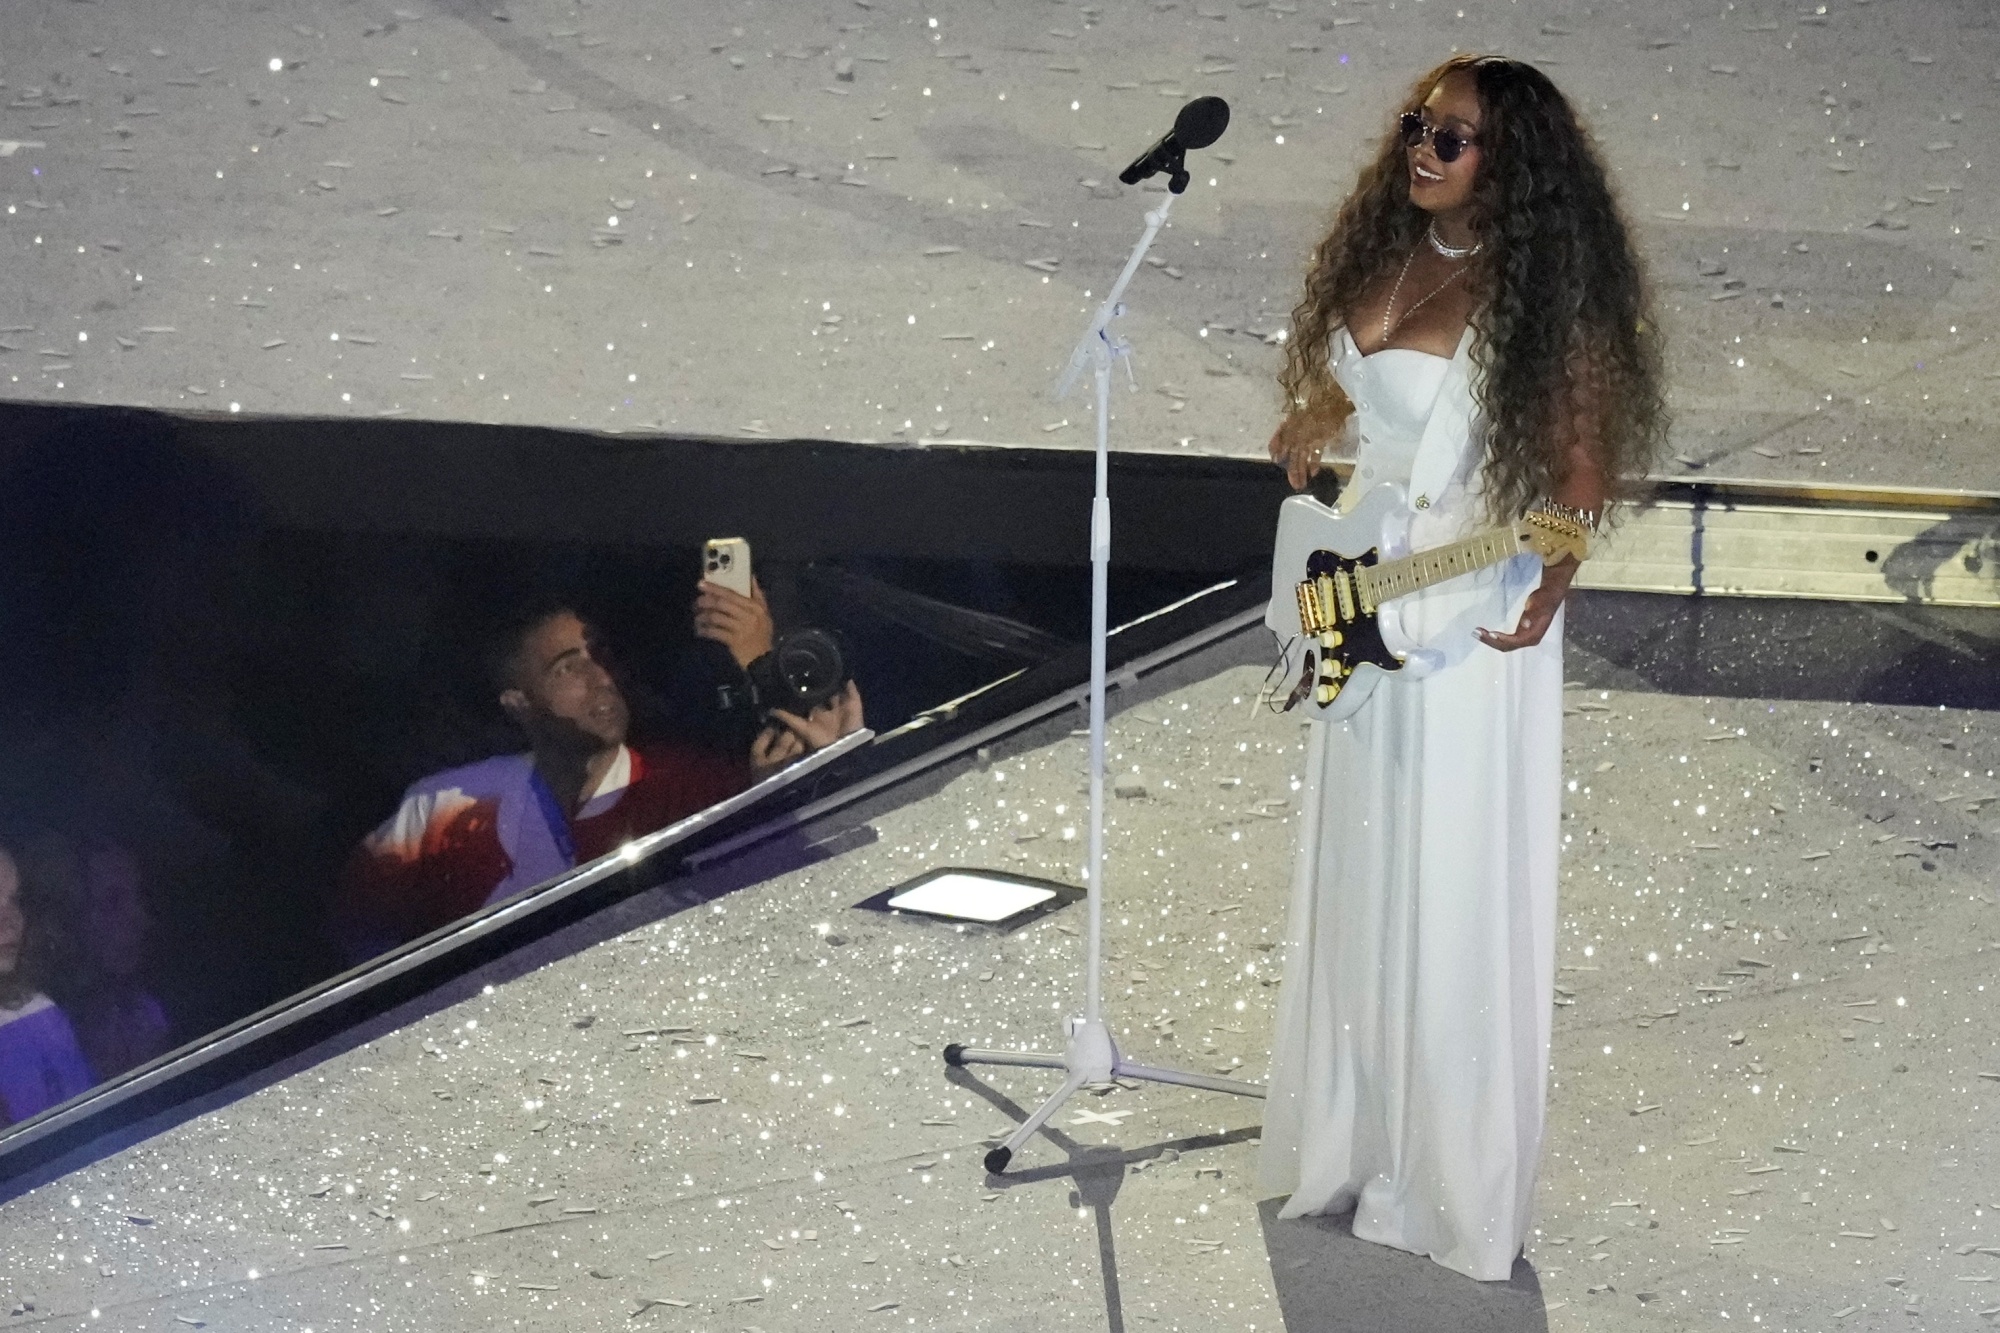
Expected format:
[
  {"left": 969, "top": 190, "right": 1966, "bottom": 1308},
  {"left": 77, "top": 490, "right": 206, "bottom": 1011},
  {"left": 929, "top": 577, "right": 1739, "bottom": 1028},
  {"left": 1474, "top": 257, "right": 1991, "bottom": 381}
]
[{"left": 1257, "top": 327, "right": 1565, "bottom": 1283}]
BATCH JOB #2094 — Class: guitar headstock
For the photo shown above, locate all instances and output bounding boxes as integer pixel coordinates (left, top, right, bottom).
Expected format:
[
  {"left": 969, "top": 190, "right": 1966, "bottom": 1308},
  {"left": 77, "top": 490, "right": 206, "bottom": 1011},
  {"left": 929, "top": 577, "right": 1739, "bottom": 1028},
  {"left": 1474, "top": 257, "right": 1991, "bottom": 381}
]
[{"left": 1516, "top": 507, "right": 1592, "bottom": 565}]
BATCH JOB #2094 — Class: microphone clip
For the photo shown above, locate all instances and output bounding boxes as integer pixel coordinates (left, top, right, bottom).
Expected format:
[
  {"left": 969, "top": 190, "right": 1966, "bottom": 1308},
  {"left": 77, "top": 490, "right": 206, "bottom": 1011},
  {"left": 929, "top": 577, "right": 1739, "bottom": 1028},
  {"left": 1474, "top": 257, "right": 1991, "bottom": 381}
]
[{"left": 1119, "top": 144, "right": 1192, "bottom": 195}]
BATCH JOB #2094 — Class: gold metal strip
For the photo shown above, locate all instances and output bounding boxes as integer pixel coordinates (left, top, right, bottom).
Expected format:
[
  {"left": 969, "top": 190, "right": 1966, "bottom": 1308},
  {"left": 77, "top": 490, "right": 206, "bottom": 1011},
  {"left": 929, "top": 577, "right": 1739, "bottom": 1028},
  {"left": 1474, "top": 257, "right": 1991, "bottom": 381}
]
[{"left": 1576, "top": 498, "right": 2000, "bottom": 608}]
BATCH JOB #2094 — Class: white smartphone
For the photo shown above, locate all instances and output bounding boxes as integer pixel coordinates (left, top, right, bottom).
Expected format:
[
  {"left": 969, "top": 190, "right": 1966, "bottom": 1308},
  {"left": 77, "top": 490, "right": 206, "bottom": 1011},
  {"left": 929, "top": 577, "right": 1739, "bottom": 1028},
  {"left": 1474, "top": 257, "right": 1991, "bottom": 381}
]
[{"left": 703, "top": 537, "right": 753, "bottom": 597}]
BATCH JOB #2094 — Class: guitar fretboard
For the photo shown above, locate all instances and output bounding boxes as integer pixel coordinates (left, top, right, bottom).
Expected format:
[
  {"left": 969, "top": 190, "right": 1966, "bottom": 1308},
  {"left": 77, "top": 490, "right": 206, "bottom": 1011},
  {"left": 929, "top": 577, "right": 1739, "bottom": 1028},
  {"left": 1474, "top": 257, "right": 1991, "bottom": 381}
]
[{"left": 1355, "top": 526, "right": 1522, "bottom": 609}]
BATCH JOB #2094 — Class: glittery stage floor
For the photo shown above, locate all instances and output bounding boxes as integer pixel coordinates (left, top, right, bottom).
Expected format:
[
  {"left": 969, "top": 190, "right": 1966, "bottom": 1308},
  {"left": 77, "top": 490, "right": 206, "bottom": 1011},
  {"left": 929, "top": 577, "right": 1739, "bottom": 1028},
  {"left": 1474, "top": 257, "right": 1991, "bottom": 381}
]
[
  {"left": 2, "top": 624, "right": 1998, "bottom": 1331},
  {"left": 3, "top": 1, "right": 2000, "bottom": 1330}
]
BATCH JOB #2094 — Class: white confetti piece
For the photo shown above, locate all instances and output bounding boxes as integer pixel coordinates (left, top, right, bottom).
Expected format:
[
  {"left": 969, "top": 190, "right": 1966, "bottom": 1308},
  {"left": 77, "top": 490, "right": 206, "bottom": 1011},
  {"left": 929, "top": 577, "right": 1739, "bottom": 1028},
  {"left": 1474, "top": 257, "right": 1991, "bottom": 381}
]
[{"left": 1068, "top": 1107, "right": 1132, "bottom": 1126}]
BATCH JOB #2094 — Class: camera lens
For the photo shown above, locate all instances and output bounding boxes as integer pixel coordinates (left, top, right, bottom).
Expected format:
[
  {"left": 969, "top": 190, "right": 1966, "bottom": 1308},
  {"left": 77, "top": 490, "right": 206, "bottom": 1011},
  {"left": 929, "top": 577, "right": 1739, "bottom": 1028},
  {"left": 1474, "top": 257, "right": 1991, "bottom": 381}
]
[{"left": 749, "top": 628, "right": 848, "bottom": 716}]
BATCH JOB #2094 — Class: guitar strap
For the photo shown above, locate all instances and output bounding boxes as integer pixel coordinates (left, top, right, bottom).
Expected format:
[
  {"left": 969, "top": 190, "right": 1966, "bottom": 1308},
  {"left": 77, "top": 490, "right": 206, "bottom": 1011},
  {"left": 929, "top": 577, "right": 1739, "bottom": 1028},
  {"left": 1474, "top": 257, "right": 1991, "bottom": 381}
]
[
  {"left": 1380, "top": 325, "right": 1481, "bottom": 677},
  {"left": 1404, "top": 324, "right": 1481, "bottom": 528}
]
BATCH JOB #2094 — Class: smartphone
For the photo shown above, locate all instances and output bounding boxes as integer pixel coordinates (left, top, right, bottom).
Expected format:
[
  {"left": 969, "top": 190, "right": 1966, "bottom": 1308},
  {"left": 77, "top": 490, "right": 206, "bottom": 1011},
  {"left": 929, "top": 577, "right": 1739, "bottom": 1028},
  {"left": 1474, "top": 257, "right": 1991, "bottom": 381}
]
[{"left": 703, "top": 537, "right": 753, "bottom": 597}]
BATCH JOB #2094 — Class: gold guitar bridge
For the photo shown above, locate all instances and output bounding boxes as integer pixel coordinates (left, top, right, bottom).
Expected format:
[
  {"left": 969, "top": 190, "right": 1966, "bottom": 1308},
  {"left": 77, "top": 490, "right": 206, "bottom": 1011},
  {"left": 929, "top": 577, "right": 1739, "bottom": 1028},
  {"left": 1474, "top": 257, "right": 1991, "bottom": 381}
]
[
  {"left": 1297, "top": 571, "right": 1351, "bottom": 636},
  {"left": 1296, "top": 578, "right": 1329, "bottom": 637},
  {"left": 1297, "top": 569, "right": 1348, "bottom": 707}
]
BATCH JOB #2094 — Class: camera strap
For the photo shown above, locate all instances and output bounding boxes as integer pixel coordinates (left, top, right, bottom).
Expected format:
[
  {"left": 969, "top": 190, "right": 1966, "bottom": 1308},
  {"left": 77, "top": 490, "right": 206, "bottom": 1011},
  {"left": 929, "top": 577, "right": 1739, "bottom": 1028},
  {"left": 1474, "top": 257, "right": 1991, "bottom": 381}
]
[{"left": 526, "top": 766, "right": 579, "bottom": 867}]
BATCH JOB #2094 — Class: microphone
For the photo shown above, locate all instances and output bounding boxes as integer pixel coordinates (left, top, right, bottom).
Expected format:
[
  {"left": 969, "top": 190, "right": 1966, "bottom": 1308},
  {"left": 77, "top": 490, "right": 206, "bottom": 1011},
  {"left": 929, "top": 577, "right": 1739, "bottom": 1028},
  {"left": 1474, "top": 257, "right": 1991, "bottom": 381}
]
[{"left": 1118, "top": 96, "right": 1231, "bottom": 194}]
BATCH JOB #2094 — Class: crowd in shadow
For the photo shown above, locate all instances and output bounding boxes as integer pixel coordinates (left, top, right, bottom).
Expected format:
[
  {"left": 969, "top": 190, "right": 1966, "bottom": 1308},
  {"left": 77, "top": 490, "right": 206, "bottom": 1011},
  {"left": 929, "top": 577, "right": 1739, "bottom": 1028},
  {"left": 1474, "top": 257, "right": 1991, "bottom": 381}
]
[
  {"left": 0, "top": 411, "right": 275, "bottom": 1128},
  {"left": 0, "top": 409, "right": 868, "bottom": 1130},
  {"left": 0, "top": 834, "right": 171, "bottom": 1127}
]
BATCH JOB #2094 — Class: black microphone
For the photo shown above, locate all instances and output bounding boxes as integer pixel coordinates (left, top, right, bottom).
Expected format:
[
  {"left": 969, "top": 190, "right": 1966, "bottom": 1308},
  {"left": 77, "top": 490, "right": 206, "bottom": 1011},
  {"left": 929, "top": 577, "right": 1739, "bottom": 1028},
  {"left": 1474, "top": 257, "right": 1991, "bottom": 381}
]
[{"left": 1119, "top": 96, "right": 1231, "bottom": 194}]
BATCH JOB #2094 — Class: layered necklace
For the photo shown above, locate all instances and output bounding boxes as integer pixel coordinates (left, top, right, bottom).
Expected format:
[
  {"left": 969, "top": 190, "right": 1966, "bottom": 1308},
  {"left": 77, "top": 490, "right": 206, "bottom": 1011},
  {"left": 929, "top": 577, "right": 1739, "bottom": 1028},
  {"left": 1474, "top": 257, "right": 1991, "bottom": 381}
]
[
  {"left": 1380, "top": 221, "right": 1483, "bottom": 344},
  {"left": 1425, "top": 220, "right": 1480, "bottom": 260}
]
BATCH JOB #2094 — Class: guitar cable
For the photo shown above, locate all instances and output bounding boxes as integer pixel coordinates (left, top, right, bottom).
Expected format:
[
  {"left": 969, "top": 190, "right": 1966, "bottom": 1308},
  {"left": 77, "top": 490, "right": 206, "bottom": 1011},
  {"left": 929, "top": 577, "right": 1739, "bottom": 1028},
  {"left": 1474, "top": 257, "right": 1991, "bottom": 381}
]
[{"left": 1258, "top": 628, "right": 1315, "bottom": 715}]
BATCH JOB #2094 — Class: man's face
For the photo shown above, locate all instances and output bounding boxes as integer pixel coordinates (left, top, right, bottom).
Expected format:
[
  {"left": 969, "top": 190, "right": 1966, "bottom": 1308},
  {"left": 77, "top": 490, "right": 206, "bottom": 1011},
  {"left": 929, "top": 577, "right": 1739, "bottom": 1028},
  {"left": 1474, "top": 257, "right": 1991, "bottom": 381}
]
[{"left": 502, "top": 612, "right": 630, "bottom": 753}]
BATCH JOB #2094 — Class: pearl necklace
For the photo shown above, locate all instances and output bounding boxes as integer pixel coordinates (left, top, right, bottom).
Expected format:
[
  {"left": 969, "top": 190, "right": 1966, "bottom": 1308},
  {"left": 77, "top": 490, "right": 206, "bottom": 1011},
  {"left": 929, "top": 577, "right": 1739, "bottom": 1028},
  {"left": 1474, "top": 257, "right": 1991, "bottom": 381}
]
[{"left": 1427, "top": 220, "right": 1481, "bottom": 260}]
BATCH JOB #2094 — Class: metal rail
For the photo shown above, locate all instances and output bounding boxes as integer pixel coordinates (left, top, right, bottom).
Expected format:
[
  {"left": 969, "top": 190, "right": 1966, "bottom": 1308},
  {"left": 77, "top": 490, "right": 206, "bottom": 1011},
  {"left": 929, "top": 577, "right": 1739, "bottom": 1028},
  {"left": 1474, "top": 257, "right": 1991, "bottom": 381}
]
[{"left": 1578, "top": 475, "right": 2000, "bottom": 607}]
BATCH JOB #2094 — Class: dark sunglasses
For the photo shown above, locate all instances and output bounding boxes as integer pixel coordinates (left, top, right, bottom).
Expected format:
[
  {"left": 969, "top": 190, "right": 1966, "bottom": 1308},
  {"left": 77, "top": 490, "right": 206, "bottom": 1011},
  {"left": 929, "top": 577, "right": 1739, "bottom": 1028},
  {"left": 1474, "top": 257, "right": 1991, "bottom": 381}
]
[{"left": 1399, "top": 111, "right": 1478, "bottom": 164}]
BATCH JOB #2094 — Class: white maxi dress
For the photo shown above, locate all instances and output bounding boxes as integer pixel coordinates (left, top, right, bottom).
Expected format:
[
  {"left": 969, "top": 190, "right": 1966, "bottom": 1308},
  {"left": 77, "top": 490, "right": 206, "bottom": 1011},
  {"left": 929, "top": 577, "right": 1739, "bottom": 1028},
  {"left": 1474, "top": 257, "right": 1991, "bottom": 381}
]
[{"left": 1257, "top": 325, "right": 1564, "bottom": 1283}]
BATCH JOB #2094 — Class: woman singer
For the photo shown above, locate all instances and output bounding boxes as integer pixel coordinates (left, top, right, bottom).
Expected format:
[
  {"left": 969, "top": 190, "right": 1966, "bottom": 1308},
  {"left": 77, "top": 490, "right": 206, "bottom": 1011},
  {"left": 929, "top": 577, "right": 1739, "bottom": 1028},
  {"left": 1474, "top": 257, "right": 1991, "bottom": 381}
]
[{"left": 1257, "top": 54, "right": 1667, "bottom": 1283}]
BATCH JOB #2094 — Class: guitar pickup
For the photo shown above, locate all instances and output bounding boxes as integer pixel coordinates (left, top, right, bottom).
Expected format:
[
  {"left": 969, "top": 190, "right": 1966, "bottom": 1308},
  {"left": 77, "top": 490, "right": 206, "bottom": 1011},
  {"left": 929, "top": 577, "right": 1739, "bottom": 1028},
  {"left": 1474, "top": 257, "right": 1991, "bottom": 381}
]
[{"left": 1331, "top": 568, "right": 1356, "bottom": 623}]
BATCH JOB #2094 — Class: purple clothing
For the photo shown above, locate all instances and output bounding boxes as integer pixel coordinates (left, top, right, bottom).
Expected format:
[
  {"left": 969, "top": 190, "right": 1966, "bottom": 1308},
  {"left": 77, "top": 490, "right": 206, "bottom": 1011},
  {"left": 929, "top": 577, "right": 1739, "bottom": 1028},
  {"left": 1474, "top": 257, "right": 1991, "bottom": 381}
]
[{"left": 0, "top": 994, "right": 96, "bottom": 1125}]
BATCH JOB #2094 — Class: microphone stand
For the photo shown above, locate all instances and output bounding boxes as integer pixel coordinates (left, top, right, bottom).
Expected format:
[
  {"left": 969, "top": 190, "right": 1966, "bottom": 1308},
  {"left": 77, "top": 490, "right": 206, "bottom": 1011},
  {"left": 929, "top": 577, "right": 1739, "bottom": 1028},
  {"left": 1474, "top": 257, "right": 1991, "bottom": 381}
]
[{"left": 944, "top": 186, "right": 1264, "bottom": 1176}]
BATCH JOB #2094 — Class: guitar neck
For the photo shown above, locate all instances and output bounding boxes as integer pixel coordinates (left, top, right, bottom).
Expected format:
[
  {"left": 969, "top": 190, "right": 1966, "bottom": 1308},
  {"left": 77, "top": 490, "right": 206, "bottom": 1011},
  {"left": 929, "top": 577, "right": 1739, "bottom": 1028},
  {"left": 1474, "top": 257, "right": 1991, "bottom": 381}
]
[{"left": 1356, "top": 524, "right": 1523, "bottom": 608}]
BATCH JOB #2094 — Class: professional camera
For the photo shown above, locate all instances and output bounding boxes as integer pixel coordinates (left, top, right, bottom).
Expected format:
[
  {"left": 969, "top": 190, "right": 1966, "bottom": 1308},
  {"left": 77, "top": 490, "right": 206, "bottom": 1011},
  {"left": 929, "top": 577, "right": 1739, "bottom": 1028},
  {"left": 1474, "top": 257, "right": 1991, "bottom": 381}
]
[{"left": 746, "top": 628, "right": 850, "bottom": 719}]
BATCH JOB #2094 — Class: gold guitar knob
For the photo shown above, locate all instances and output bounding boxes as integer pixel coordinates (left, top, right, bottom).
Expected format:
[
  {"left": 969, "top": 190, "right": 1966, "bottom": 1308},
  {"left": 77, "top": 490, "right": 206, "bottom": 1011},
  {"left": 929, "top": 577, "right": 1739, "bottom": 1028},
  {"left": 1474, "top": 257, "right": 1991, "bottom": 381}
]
[{"left": 1329, "top": 630, "right": 1343, "bottom": 647}]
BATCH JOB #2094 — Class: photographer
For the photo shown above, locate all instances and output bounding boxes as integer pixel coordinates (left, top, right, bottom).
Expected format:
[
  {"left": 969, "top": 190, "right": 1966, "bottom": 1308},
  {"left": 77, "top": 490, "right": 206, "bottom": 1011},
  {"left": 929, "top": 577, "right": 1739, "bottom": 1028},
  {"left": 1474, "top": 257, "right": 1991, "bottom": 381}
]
[{"left": 331, "top": 582, "right": 862, "bottom": 963}]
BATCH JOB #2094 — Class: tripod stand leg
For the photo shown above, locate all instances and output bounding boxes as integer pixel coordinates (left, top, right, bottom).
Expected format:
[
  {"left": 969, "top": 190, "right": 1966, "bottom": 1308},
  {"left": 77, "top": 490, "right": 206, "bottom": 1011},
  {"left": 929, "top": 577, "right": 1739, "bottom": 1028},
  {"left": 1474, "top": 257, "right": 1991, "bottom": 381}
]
[
  {"left": 984, "top": 1067, "right": 1090, "bottom": 1175},
  {"left": 943, "top": 1044, "right": 1068, "bottom": 1072},
  {"left": 1113, "top": 1057, "right": 1266, "bottom": 1100}
]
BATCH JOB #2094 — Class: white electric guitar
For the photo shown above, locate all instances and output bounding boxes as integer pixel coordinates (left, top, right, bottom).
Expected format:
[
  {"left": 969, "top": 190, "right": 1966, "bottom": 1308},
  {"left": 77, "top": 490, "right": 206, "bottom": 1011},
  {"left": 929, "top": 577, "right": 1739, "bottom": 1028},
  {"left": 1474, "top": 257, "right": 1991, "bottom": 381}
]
[{"left": 1266, "top": 484, "right": 1592, "bottom": 720}]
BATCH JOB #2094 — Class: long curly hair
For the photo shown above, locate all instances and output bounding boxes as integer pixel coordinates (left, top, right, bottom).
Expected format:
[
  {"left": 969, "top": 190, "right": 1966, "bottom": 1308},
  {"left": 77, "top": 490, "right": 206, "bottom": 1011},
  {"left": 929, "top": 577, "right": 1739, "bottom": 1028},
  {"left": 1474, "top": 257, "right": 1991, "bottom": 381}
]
[{"left": 1278, "top": 55, "right": 1667, "bottom": 522}]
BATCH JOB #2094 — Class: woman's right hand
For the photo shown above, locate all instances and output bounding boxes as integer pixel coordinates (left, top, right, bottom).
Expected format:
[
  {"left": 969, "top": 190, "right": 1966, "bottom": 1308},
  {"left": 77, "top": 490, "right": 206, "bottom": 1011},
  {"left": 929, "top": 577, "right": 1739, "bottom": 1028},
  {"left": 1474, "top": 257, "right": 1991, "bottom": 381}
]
[{"left": 1268, "top": 417, "right": 1327, "bottom": 493}]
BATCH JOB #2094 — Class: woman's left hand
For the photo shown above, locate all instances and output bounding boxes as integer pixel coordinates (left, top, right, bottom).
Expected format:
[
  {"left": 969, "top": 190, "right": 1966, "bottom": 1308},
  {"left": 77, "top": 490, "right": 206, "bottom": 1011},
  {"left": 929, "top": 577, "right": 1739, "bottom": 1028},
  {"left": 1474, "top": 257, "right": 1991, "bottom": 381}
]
[{"left": 1476, "top": 557, "right": 1578, "bottom": 652}]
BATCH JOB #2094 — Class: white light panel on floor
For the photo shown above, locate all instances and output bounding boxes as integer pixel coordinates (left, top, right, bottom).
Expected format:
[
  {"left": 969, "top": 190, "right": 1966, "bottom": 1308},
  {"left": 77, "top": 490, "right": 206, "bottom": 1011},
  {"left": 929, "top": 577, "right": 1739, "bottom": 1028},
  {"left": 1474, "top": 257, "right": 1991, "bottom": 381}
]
[{"left": 886, "top": 871, "right": 1058, "bottom": 923}]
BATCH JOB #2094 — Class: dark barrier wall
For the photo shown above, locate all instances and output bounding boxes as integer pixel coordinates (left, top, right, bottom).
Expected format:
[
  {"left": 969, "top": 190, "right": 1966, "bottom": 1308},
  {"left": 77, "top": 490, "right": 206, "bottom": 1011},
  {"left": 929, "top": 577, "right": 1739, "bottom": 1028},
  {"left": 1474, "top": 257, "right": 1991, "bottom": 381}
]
[
  {"left": 0, "top": 401, "right": 1295, "bottom": 1141},
  {"left": 0, "top": 406, "right": 1294, "bottom": 571}
]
